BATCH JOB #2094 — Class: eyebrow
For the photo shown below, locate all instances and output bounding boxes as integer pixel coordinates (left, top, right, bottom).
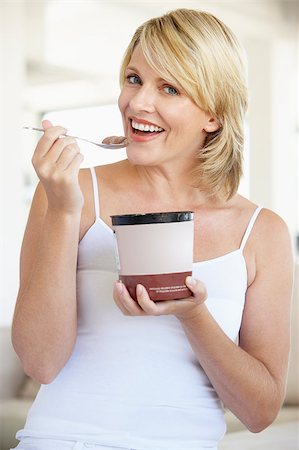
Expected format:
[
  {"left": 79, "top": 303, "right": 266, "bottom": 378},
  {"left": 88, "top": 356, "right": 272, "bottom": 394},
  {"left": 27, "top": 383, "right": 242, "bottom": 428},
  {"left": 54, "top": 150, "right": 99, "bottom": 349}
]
[
  {"left": 126, "top": 66, "right": 139, "bottom": 73},
  {"left": 125, "top": 66, "right": 170, "bottom": 84}
]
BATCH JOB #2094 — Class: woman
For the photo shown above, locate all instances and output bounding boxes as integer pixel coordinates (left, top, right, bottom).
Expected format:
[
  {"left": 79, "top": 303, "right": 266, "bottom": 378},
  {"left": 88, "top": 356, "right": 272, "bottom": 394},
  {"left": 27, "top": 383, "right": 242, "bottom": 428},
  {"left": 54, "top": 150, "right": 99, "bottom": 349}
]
[{"left": 12, "top": 8, "right": 293, "bottom": 450}]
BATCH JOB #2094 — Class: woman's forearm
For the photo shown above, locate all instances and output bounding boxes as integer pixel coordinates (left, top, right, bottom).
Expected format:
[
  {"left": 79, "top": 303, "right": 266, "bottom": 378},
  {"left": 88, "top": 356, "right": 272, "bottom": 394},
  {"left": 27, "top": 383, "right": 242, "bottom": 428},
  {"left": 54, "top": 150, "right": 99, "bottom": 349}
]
[
  {"left": 179, "top": 306, "right": 284, "bottom": 432},
  {"left": 12, "top": 209, "right": 81, "bottom": 384}
]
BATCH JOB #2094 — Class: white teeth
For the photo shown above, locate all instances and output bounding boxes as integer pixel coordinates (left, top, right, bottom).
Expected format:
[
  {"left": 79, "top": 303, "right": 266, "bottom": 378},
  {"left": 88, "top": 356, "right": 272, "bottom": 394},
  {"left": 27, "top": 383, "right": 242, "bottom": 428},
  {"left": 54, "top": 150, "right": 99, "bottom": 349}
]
[{"left": 131, "top": 120, "right": 163, "bottom": 132}]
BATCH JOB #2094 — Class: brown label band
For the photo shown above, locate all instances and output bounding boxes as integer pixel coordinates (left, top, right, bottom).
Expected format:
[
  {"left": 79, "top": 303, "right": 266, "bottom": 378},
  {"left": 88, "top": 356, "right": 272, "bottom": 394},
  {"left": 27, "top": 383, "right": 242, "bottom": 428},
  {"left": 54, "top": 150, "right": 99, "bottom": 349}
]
[{"left": 119, "top": 271, "right": 192, "bottom": 301}]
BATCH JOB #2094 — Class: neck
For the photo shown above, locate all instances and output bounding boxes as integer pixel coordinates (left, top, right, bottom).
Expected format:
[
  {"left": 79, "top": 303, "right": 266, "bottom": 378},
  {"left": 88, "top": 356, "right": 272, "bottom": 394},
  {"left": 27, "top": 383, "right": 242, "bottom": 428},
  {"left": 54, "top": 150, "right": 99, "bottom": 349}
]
[{"left": 132, "top": 163, "right": 209, "bottom": 209}]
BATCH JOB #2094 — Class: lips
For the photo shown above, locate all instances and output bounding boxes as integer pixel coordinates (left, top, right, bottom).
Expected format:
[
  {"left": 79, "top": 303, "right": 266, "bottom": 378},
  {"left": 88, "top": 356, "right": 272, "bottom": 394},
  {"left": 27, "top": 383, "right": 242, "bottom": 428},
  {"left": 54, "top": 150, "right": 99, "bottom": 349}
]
[{"left": 128, "top": 117, "right": 165, "bottom": 143}]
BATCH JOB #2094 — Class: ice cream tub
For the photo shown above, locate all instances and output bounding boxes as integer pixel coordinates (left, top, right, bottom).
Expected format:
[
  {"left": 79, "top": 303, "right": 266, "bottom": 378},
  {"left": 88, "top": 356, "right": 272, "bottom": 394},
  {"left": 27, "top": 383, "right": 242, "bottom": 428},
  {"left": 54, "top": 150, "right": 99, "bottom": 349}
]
[{"left": 111, "top": 211, "right": 194, "bottom": 301}]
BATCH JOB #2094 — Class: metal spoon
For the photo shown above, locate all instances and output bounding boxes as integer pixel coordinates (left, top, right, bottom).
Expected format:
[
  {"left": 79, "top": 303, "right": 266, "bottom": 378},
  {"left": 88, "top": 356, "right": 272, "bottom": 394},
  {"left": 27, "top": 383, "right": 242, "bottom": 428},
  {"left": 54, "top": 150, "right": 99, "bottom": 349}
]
[{"left": 23, "top": 127, "right": 128, "bottom": 149}]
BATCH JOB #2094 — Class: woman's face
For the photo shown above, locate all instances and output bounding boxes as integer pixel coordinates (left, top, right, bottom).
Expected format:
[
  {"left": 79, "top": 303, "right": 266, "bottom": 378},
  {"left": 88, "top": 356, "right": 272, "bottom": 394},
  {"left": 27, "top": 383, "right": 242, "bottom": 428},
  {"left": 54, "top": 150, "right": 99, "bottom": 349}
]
[{"left": 118, "top": 45, "right": 218, "bottom": 169}]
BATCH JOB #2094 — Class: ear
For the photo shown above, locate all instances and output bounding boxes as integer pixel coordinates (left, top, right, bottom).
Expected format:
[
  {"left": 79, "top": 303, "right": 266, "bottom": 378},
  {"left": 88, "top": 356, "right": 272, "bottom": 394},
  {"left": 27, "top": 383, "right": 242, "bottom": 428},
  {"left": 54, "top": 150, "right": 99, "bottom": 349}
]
[{"left": 203, "top": 116, "right": 220, "bottom": 133}]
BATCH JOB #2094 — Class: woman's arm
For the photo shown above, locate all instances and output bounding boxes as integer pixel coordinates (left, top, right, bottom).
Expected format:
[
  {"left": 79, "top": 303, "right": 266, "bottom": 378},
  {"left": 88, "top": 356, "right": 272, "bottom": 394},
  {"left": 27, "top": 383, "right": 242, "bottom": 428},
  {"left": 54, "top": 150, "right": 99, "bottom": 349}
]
[
  {"left": 12, "top": 121, "right": 85, "bottom": 384},
  {"left": 178, "top": 209, "right": 293, "bottom": 432}
]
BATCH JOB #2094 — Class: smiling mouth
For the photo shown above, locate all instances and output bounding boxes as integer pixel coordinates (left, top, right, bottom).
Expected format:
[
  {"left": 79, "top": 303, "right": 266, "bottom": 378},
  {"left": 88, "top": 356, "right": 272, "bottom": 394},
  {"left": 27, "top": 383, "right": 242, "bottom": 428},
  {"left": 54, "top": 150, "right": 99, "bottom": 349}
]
[{"left": 130, "top": 119, "right": 165, "bottom": 137}]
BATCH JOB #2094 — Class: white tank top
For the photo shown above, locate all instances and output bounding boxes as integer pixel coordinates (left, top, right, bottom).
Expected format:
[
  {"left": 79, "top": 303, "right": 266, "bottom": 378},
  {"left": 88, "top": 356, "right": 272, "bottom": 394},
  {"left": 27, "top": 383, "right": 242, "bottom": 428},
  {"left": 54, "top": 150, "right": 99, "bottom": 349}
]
[{"left": 17, "top": 168, "right": 262, "bottom": 450}]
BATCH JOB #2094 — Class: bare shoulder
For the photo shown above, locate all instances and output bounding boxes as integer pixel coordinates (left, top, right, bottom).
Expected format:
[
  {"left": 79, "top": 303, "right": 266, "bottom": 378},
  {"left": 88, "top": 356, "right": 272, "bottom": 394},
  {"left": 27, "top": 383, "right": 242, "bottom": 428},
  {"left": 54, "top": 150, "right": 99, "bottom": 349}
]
[
  {"left": 94, "top": 159, "right": 132, "bottom": 186},
  {"left": 231, "top": 197, "right": 293, "bottom": 286},
  {"left": 77, "top": 162, "right": 129, "bottom": 201},
  {"left": 256, "top": 207, "right": 291, "bottom": 234},
  {"left": 245, "top": 207, "right": 294, "bottom": 295},
  {"left": 250, "top": 207, "right": 293, "bottom": 258},
  {"left": 77, "top": 161, "right": 131, "bottom": 238},
  {"left": 235, "top": 196, "right": 292, "bottom": 252}
]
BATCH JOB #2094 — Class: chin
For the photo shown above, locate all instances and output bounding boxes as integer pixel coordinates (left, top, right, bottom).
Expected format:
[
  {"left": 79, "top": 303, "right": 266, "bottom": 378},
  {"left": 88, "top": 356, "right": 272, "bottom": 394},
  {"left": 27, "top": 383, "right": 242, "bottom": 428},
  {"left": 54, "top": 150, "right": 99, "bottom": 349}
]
[
  {"left": 125, "top": 145, "right": 158, "bottom": 166},
  {"left": 125, "top": 147, "right": 142, "bottom": 165},
  {"left": 126, "top": 153, "right": 152, "bottom": 167}
]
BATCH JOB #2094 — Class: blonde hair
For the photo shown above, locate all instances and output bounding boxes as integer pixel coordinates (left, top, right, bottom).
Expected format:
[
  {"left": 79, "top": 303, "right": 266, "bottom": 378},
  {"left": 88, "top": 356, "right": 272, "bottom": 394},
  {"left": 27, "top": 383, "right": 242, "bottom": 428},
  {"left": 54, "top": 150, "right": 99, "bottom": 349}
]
[{"left": 119, "top": 8, "right": 248, "bottom": 200}]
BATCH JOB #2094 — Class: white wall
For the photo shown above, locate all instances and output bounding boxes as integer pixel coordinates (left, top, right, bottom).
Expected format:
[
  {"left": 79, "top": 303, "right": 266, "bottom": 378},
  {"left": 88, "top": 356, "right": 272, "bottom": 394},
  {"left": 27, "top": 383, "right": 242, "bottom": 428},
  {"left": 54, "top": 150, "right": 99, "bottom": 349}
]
[
  {"left": 246, "top": 35, "right": 298, "bottom": 241},
  {"left": 0, "top": 2, "right": 27, "bottom": 327}
]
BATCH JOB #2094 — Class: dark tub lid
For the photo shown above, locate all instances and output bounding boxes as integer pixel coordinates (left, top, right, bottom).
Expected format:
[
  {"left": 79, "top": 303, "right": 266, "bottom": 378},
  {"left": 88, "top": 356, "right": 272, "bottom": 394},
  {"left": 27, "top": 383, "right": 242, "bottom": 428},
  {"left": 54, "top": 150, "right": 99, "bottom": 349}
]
[{"left": 111, "top": 211, "right": 194, "bottom": 226}]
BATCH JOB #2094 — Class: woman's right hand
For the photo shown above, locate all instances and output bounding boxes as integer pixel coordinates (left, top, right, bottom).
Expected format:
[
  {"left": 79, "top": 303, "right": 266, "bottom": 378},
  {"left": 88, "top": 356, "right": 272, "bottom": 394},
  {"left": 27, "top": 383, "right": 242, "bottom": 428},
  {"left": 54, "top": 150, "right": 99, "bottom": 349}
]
[{"left": 31, "top": 120, "right": 84, "bottom": 214}]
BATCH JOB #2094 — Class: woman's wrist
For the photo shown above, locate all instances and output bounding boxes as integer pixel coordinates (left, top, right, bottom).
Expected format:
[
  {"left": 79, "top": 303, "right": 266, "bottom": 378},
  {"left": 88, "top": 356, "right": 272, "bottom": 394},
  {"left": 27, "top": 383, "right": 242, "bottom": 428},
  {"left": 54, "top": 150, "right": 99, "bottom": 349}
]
[{"left": 175, "top": 303, "right": 208, "bottom": 323}]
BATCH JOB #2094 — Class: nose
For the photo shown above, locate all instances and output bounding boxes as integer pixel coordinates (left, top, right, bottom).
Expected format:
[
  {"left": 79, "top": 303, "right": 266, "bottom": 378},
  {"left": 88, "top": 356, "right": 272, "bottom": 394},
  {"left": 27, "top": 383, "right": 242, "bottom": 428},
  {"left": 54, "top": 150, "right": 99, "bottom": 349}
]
[{"left": 129, "top": 85, "right": 156, "bottom": 114}]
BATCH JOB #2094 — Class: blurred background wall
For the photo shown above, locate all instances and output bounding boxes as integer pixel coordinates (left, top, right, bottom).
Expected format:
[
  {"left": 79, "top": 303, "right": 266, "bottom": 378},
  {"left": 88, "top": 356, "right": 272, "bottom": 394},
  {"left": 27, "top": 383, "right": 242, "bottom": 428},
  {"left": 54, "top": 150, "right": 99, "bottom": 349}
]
[{"left": 0, "top": 0, "right": 298, "bottom": 326}]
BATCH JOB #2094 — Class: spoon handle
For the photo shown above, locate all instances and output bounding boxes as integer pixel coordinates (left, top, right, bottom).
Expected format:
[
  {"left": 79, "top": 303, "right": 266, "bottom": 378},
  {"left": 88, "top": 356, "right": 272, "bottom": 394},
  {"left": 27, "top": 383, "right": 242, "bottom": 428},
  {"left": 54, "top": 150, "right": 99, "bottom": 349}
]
[{"left": 22, "top": 127, "right": 127, "bottom": 149}]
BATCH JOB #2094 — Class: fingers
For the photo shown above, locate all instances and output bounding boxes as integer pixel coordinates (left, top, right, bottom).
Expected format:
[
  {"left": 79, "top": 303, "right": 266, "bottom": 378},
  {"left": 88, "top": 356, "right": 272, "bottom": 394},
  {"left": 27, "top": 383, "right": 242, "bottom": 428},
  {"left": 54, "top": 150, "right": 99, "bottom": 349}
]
[
  {"left": 34, "top": 125, "right": 68, "bottom": 158},
  {"left": 48, "top": 136, "right": 77, "bottom": 162},
  {"left": 113, "top": 281, "right": 162, "bottom": 316},
  {"left": 113, "top": 282, "right": 146, "bottom": 316},
  {"left": 33, "top": 137, "right": 81, "bottom": 178},
  {"left": 113, "top": 277, "right": 207, "bottom": 319},
  {"left": 29, "top": 123, "right": 84, "bottom": 214},
  {"left": 32, "top": 122, "right": 84, "bottom": 173},
  {"left": 135, "top": 285, "right": 160, "bottom": 315},
  {"left": 42, "top": 119, "right": 53, "bottom": 130},
  {"left": 65, "top": 151, "right": 84, "bottom": 175},
  {"left": 54, "top": 139, "right": 80, "bottom": 169},
  {"left": 171, "top": 277, "right": 207, "bottom": 320},
  {"left": 136, "top": 278, "right": 206, "bottom": 317},
  {"left": 185, "top": 276, "right": 207, "bottom": 304}
]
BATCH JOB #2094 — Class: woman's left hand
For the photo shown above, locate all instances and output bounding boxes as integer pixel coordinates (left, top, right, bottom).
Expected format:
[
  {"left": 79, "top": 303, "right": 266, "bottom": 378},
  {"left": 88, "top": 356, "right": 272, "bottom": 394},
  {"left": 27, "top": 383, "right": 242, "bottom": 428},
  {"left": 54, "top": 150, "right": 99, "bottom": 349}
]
[{"left": 113, "top": 276, "right": 207, "bottom": 320}]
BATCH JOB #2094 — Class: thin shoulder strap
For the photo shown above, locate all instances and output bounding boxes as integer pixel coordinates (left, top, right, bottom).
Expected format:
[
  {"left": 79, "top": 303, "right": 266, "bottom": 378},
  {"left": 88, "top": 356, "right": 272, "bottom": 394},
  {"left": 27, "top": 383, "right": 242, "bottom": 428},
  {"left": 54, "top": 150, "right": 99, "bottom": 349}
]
[
  {"left": 240, "top": 206, "right": 263, "bottom": 250},
  {"left": 89, "top": 167, "right": 100, "bottom": 220}
]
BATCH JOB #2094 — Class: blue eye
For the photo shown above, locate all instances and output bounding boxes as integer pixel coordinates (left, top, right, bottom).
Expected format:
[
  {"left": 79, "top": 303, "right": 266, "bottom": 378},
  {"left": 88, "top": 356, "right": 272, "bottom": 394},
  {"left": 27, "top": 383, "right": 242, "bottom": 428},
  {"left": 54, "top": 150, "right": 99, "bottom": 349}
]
[
  {"left": 164, "top": 85, "right": 179, "bottom": 96},
  {"left": 127, "top": 75, "right": 141, "bottom": 85}
]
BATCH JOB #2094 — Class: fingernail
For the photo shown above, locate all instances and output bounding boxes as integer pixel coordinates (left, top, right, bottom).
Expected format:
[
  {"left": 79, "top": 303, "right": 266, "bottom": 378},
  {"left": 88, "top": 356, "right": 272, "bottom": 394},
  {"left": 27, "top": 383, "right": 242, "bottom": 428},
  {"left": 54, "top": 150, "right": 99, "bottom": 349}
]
[
  {"left": 114, "top": 281, "right": 123, "bottom": 294},
  {"left": 137, "top": 284, "right": 144, "bottom": 296},
  {"left": 186, "top": 276, "right": 196, "bottom": 287}
]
